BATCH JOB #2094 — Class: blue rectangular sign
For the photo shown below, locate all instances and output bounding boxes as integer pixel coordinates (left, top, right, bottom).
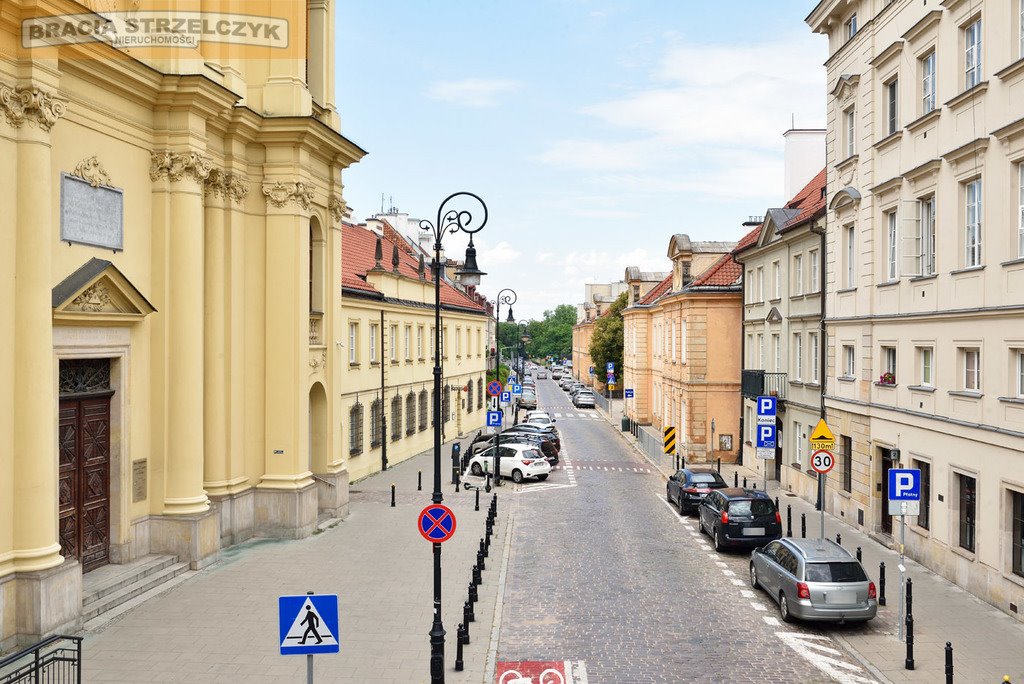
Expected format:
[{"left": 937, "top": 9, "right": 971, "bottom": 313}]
[
  {"left": 486, "top": 410, "right": 503, "bottom": 427},
  {"left": 888, "top": 468, "right": 921, "bottom": 501},
  {"left": 279, "top": 594, "right": 339, "bottom": 655},
  {"left": 500, "top": 391, "right": 511, "bottom": 404},
  {"left": 624, "top": 389, "right": 634, "bottom": 398},
  {"left": 756, "top": 396, "right": 777, "bottom": 417},
  {"left": 755, "top": 424, "right": 776, "bottom": 449},
  {"left": 510, "top": 383, "right": 522, "bottom": 396},
  {"left": 606, "top": 362, "right": 615, "bottom": 372}
]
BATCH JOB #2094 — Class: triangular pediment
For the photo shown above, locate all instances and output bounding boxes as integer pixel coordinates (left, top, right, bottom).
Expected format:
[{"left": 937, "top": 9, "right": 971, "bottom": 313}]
[
  {"left": 765, "top": 306, "right": 783, "bottom": 323},
  {"left": 52, "top": 258, "right": 156, "bottom": 323}
]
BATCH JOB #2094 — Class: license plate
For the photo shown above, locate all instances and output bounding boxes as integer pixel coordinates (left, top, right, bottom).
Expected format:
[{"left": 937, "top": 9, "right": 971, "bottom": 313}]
[
  {"left": 742, "top": 527, "right": 765, "bottom": 536},
  {"left": 696, "top": 489, "right": 709, "bottom": 494},
  {"left": 825, "top": 591, "right": 857, "bottom": 605}
]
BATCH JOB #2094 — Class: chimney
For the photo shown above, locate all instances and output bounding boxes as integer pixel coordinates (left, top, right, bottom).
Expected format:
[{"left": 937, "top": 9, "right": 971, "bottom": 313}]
[{"left": 783, "top": 128, "right": 825, "bottom": 201}]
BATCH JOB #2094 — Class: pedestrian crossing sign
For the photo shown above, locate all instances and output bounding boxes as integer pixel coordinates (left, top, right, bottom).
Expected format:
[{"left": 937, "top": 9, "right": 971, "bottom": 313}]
[{"left": 278, "top": 594, "right": 339, "bottom": 655}]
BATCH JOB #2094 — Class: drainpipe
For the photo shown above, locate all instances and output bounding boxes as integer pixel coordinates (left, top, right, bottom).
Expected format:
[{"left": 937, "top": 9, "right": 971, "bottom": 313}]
[
  {"left": 737, "top": 269, "right": 745, "bottom": 467},
  {"left": 381, "top": 309, "right": 388, "bottom": 471}
]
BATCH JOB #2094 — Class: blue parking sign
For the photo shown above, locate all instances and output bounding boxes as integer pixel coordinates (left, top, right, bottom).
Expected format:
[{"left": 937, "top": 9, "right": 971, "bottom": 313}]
[
  {"left": 511, "top": 383, "right": 523, "bottom": 396},
  {"left": 756, "top": 424, "right": 776, "bottom": 449},
  {"left": 888, "top": 469, "right": 921, "bottom": 501},
  {"left": 606, "top": 362, "right": 615, "bottom": 372},
  {"left": 756, "top": 396, "right": 777, "bottom": 417},
  {"left": 486, "top": 411, "right": 502, "bottom": 427}
]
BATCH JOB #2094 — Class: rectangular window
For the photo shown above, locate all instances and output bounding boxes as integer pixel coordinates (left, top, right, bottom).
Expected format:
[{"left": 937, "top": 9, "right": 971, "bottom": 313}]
[
  {"left": 757, "top": 333, "right": 764, "bottom": 369},
  {"left": 746, "top": 269, "right": 754, "bottom": 303},
  {"left": 1017, "top": 350, "right": 1024, "bottom": 397},
  {"left": 841, "top": 435, "right": 853, "bottom": 493},
  {"left": 845, "top": 108, "right": 856, "bottom": 158},
  {"left": 794, "top": 333, "right": 803, "bottom": 381},
  {"left": 810, "top": 332, "right": 819, "bottom": 383},
  {"left": 773, "top": 261, "right": 781, "bottom": 299},
  {"left": 965, "top": 19, "right": 982, "bottom": 89},
  {"left": 795, "top": 421, "right": 804, "bottom": 468},
  {"left": 809, "top": 250, "right": 819, "bottom": 293},
  {"left": 844, "top": 344, "right": 856, "bottom": 377},
  {"left": 920, "top": 197, "right": 936, "bottom": 275},
  {"left": 922, "top": 51, "right": 936, "bottom": 114},
  {"left": 756, "top": 267, "right": 764, "bottom": 302},
  {"left": 1013, "top": 490, "right": 1024, "bottom": 577},
  {"left": 430, "top": 327, "right": 436, "bottom": 359},
  {"left": 886, "top": 78, "right": 899, "bottom": 135},
  {"left": 455, "top": 327, "right": 461, "bottom": 357},
  {"left": 369, "top": 324, "right": 378, "bottom": 362},
  {"left": 965, "top": 178, "right": 982, "bottom": 267},
  {"left": 417, "top": 326, "right": 424, "bottom": 359},
  {"left": 349, "top": 323, "right": 358, "bottom": 364},
  {"left": 914, "top": 459, "right": 931, "bottom": 530},
  {"left": 443, "top": 327, "right": 448, "bottom": 359},
  {"left": 390, "top": 325, "right": 397, "bottom": 361},
  {"left": 793, "top": 255, "right": 803, "bottom": 295},
  {"left": 919, "top": 347, "right": 933, "bottom": 386},
  {"left": 845, "top": 13, "right": 858, "bottom": 40},
  {"left": 882, "top": 345, "right": 897, "bottom": 378},
  {"left": 963, "top": 347, "right": 981, "bottom": 391},
  {"left": 958, "top": 473, "right": 977, "bottom": 553},
  {"left": 845, "top": 225, "right": 856, "bottom": 287},
  {"left": 405, "top": 326, "right": 412, "bottom": 360},
  {"left": 886, "top": 211, "right": 898, "bottom": 281},
  {"left": 772, "top": 334, "right": 781, "bottom": 372},
  {"left": 1018, "top": 164, "right": 1024, "bottom": 258}
]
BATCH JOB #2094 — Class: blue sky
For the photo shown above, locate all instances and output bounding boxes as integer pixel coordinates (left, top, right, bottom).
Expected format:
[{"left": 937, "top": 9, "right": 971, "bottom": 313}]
[{"left": 336, "top": 1, "right": 826, "bottom": 320}]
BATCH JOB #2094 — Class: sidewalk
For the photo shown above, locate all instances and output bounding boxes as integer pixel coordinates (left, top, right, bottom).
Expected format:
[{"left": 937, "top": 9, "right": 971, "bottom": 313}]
[
  {"left": 598, "top": 405, "right": 1024, "bottom": 684},
  {"left": 81, "top": 436, "right": 511, "bottom": 683}
]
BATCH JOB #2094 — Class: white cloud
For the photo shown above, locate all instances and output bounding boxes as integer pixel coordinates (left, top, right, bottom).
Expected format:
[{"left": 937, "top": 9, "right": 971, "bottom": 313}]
[
  {"left": 483, "top": 240, "right": 522, "bottom": 265},
  {"left": 425, "top": 78, "right": 521, "bottom": 108}
]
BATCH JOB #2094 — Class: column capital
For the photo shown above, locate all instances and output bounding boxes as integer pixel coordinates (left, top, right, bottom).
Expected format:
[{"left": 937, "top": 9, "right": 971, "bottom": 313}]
[
  {"left": 263, "top": 180, "right": 315, "bottom": 214},
  {"left": 0, "top": 82, "right": 67, "bottom": 131},
  {"left": 204, "top": 168, "right": 250, "bottom": 205},
  {"left": 149, "top": 150, "right": 213, "bottom": 185}
]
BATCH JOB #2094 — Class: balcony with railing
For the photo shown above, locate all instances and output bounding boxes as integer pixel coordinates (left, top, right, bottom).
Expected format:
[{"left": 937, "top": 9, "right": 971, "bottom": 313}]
[
  {"left": 309, "top": 312, "right": 323, "bottom": 346},
  {"left": 741, "top": 369, "right": 787, "bottom": 400}
]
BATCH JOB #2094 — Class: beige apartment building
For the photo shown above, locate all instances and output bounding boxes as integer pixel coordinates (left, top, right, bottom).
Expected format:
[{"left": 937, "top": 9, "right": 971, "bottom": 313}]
[
  {"left": 339, "top": 220, "right": 490, "bottom": 483},
  {"left": 735, "top": 168, "right": 827, "bottom": 501},
  {"left": 808, "top": 0, "right": 1024, "bottom": 621},
  {"left": 622, "top": 236, "right": 740, "bottom": 463}
]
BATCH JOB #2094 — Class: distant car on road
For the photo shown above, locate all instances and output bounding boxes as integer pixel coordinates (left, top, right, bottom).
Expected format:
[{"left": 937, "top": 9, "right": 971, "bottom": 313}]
[
  {"left": 467, "top": 444, "right": 551, "bottom": 483},
  {"left": 536, "top": 369, "right": 547, "bottom": 379},
  {"left": 698, "top": 488, "right": 782, "bottom": 551},
  {"left": 572, "top": 390, "right": 595, "bottom": 408},
  {"left": 666, "top": 468, "right": 728, "bottom": 514},
  {"left": 518, "top": 390, "right": 538, "bottom": 410},
  {"left": 750, "top": 538, "right": 877, "bottom": 624},
  {"left": 525, "top": 414, "right": 556, "bottom": 429}
]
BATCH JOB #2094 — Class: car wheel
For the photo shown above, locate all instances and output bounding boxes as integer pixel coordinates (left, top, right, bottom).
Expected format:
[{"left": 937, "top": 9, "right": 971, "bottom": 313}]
[
  {"left": 470, "top": 462, "right": 483, "bottom": 476},
  {"left": 713, "top": 527, "right": 723, "bottom": 552},
  {"left": 779, "top": 593, "right": 794, "bottom": 623},
  {"left": 536, "top": 474, "right": 548, "bottom": 481},
  {"left": 698, "top": 514, "right": 705, "bottom": 535},
  {"left": 678, "top": 496, "right": 686, "bottom": 516},
  {"left": 749, "top": 563, "right": 759, "bottom": 589},
  {"left": 511, "top": 469, "right": 524, "bottom": 484},
  {"left": 666, "top": 486, "right": 673, "bottom": 504}
]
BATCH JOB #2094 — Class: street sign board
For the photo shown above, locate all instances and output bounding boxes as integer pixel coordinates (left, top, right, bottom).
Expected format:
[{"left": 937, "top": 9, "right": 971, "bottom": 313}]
[
  {"left": 608, "top": 383, "right": 616, "bottom": 390},
  {"left": 809, "top": 418, "right": 836, "bottom": 451},
  {"left": 663, "top": 426, "right": 676, "bottom": 454},
  {"left": 279, "top": 594, "right": 340, "bottom": 655},
  {"left": 486, "top": 380, "right": 502, "bottom": 397},
  {"left": 499, "top": 391, "right": 511, "bottom": 405},
  {"left": 810, "top": 449, "right": 835, "bottom": 474},
  {"left": 887, "top": 468, "right": 921, "bottom": 516},
  {"left": 486, "top": 410, "right": 502, "bottom": 427},
  {"left": 418, "top": 504, "right": 457, "bottom": 543},
  {"left": 755, "top": 396, "right": 777, "bottom": 424},
  {"left": 510, "top": 383, "right": 523, "bottom": 396},
  {"left": 606, "top": 362, "right": 614, "bottom": 372},
  {"left": 755, "top": 423, "right": 776, "bottom": 450},
  {"left": 625, "top": 389, "right": 634, "bottom": 399},
  {"left": 589, "top": 366, "right": 595, "bottom": 376}
]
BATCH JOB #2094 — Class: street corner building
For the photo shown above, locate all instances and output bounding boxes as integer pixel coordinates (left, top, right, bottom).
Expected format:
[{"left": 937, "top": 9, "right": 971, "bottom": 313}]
[
  {"left": 337, "top": 215, "right": 491, "bottom": 484},
  {"left": 621, "top": 235, "right": 742, "bottom": 464},
  {"left": 0, "top": 0, "right": 365, "bottom": 650}
]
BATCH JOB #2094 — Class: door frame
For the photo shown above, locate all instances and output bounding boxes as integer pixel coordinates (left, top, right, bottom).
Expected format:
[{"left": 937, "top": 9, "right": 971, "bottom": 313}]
[{"left": 879, "top": 446, "right": 896, "bottom": 535}]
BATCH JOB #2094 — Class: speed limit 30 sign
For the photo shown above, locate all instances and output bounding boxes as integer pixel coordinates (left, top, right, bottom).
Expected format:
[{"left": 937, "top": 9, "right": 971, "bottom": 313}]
[{"left": 810, "top": 449, "right": 835, "bottom": 474}]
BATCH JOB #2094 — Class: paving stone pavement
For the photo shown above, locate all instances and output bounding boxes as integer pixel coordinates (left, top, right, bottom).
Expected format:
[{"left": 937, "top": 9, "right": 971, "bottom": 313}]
[
  {"left": 495, "top": 380, "right": 876, "bottom": 683},
  {"left": 81, "top": 437, "right": 508, "bottom": 683}
]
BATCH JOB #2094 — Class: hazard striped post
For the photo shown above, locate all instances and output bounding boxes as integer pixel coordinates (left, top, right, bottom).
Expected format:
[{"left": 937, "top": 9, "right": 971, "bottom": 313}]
[{"left": 663, "top": 426, "right": 676, "bottom": 469}]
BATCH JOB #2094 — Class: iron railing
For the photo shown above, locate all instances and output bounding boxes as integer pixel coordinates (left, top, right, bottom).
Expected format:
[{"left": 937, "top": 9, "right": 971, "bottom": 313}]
[
  {"left": 741, "top": 369, "right": 787, "bottom": 400},
  {"left": 0, "top": 635, "right": 82, "bottom": 684}
]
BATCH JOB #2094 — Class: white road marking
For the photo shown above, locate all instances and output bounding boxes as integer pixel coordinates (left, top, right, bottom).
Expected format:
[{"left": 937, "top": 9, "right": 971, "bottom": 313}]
[
  {"left": 774, "top": 632, "right": 877, "bottom": 684},
  {"left": 762, "top": 616, "right": 780, "bottom": 626},
  {"left": 750, "top": 603, "right": 768, "bottom": 612},
  {"left": 715, "top": 562, "right": 728, "bottom": 568},
  {"left": 705, "top": 553, "right": 718, "bottom": 559},
  {"left": 722, "top": 570, "right": 736, "bottom": 576},
  {"left": 730, "top": 579, "right": 745, "bottom": 586},
  {"left": 740, "top": 590, "right": 754, "bottom": 598}
]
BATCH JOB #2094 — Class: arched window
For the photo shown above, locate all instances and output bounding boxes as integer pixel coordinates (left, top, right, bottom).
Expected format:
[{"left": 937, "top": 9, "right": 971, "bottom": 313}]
[
  {"left": 309, "top": 217, "right": 324, "bottom": 313},
  {"left": 406, "top": 392, "right": 416, "bottom": 435},
  {"left": 391, "top": 394, "right": 402, "bottom": 442},
  {"left": 418, "top": 390, "right": 428, "bottom": 431},
  {"left": 466, "top": 381, "right": 474, "bottom": 414},
  {"left": 477, "top": 378, "right": 484, "bottom": 410},
  {"left": 349, "top": 401, "right": 363, "bottom": 455},
  {"left": 370, "top": 398, "right": 382, "bottom": 448}
]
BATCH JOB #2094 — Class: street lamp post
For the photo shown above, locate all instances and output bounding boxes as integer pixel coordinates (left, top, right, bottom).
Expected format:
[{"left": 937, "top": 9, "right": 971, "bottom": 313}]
[
  {"left": 420, "top": 192, "right": 487, "bottom": 684},
  {"left": 492, "top": 289, "right": 516, "bottom": 487}
]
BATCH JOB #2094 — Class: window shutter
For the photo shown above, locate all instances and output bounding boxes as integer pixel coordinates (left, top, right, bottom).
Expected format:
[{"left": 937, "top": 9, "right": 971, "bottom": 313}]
[{"left": 901, "top": 200, "right": 922, "bottom": 277}]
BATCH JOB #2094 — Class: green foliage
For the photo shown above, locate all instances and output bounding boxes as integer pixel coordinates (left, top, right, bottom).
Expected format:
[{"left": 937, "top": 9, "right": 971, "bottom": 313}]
[
  {"left": 588, "top": 292, "right": 627, "bottom": 381},
  {"left": 486, "top": 364, "right": 511, "bottom": 385},
  {"left": 494, "top": 304, "right": 576, "bottom": 364}
]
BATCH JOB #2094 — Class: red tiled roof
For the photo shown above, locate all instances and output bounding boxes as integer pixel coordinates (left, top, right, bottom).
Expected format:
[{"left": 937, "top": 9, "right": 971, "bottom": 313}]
[
  {"left": 341, "top": 222, "right": 485, "bottom": 312},
  {"left": 636, "top": 274, "right": 672, "bottom": 306},
  {"left": 689, "top": 252, "right": 742, "bottom": 288},
  {"left": 782, "top": 168, "right": 827, "bottom": 230},
  {"left": 732, "top": 223, "right": 764, "bottom": 254}
]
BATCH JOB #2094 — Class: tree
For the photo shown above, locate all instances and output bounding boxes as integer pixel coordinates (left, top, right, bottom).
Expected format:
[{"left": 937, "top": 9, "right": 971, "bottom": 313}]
[
  {"left": 496, "top": 304, "right": 577, "bottom": 361},
  {"left": 588, "top": 292, "right": 627, "bottom": 382}
]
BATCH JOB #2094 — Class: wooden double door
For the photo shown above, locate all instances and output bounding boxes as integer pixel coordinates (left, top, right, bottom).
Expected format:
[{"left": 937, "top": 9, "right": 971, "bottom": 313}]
[{"left": 58, "top": 393, "right": 112, "bottom": 572}]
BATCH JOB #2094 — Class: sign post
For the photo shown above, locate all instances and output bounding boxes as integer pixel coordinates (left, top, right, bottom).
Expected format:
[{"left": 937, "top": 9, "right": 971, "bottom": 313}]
[
  {"left": 279, "top": 592, "right": 340, "bottom": 683},
  {"left": 755, "top": 396, "right": 777, "bottom": 492},
  {"left": 888, "top": 466, "right": 920, "bottom": 640},
  {"left": 809, "top": 418, "right": 836, "bottom": 538}
]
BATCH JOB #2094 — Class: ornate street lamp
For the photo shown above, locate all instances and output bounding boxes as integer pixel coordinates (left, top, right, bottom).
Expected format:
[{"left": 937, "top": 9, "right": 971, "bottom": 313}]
[
  {"left": 419, "top": 192, "right": 487, "bottom": 684},
  {"left": 492, "top": 289, "right": 516, "bottom": 488}
]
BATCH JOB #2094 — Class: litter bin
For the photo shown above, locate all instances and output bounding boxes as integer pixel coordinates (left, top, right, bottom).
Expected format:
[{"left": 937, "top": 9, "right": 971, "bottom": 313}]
[{"left": 620, "top": 416, "right": 629, "bottom": 432}]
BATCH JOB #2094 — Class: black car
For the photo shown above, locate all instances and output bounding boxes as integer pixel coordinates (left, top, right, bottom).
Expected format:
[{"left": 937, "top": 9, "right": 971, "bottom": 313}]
[
  {"left": 502, "top": 424, "right": 560, "bottom": 450},
  {"left": 470, "top": 431, "right": 557, "bottom": 464},
  {"left": 666, "top": 468, "right": 728, "bottom": 514},
  {"left": 698, "top": 488, "right": 782, "bottom": 552}
]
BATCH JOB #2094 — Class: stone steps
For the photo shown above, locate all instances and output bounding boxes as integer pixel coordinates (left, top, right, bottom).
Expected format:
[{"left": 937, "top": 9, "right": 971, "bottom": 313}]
[{"left": 82, "top": 555, "right": 189, "bottom": 623}]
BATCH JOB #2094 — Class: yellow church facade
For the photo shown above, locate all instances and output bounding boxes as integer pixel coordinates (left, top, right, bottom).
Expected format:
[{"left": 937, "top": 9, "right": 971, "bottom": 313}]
[{"left": 0, "top": 0, "right": 363, "bottom": 649}]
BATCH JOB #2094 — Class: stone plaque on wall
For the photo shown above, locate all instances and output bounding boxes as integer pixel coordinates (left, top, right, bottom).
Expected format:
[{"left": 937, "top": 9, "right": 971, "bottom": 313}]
[
  {"left": 132, "top": 459, "right": 147, "bottom": 503},
  {"left": 60, "top": 173, "right": 124, "bottom": 251}
]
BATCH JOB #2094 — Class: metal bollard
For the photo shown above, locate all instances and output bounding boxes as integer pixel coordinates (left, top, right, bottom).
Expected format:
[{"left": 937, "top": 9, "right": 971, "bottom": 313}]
[
  {"left": 734, "top": 471, "right": 738, "bottom": 487},
  {"left": 469, "top": 581, "right": 478, "bottom": 605},
  {"left": 472, "top": 563, "right": 481, "bottom": 586},
  {"left": 856, "top": 546, "right": 862, "bottom": 562},
  {"left": 786, "top": 505, "right": 793, "bottom": 537},
  {"left": 481, "top": 538, "right": 488, "bottom": 560},
  {"left": 717, "top": 457, "right": 722, "bottom": 472},
  {"left": 493, "top": 493, "right": 498, "bottom": 514},
  {"left": 905, "top": 577, "right": 915, "bottom": 670},
  {"left": 390, "top": 483, "right": 396, "bottom": 508},
  {"left": 475, "top": 488, "right": 480, "bottom": 511},
  {"left": 466, "top": 597, "right": 475, "bottom": 623},
  {"left": 775, "top": 497, "right": 779, "bottom": 510},
  {"left": 477, "top": 549, "right": 485, "bottom": 572},
  {"left": 463, "top": 604, "right": 471, "bottom": 644},
  {"left": 752, "top": 482, "right": 757, "bottom": 490},
  {"left": 945, "top": 641, "right": 953, "bottom": 684},
  {"left": 743, "top": 476, "right": 748, "bottom": 488},
  {"left": 454, "top": 624, "right": 465, "bottom": 671},
  {"left": 879, "top": 562, "right": 887, "bottom": 606},
  {"left": 801, "top": 513, "right": 806, "bottom": 538},
  {"left": 418, "top": 470, "right": 422, "bottom": 491},
  {"left": 836, "top": 533, "right": 842, "bottom": 546}
]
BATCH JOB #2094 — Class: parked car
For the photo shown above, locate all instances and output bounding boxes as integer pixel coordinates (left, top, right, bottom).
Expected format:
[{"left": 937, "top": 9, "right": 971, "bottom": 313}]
[
  {"left": 466, "top": 444, "right": 551, "bottom": 483},
  {"left": 502, "top": 425, "right": 560, "bottom": 452},
  {"left": 551, "top": 369, "right": 563, "bottom": 380},
  {"left": 698, "top": 488, "right": 782, "bottom": 551},
  {"left": 560, "top": 377, "right": 574, "bottom": 390},
  {"left": 537, "top": 370, "right": 547, "bottom": 379},
  {"left": 666, "top": 468, "right": 728, "bottom": 514},
  {"left": 526, "top": 414, "right": 556, "bottom": 429},
  {"left": 469, "top": 431, "right": 557, "bottom": 463},
  {"left": 750, "top": 538, "right": 877, "bottom": 624},
  {"left": 573, "top": 390, "right": 595, "bottom": 408},
  {"left": 518, "top": 390, "right": 538, "bottom": 410}
]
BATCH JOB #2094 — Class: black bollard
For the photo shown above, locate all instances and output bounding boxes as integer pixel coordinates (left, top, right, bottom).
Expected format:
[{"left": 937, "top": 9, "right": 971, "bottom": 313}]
[
  {"left": 455, "top": 479, "right": 460, "bottom": 493},
  {"left": 752, "top": 482, "right": 757, "bottom": 490},
  {"left": 905, "top": 577, "right": 915, "bottom": 670},
  {"left": 856, "top": 546, "right": 862, "bottom": 562},
  {"left": 945, "top": 642, "right": 953, "bottom": 684},
  {"left": 481, "top": 538, "right": 488, "bottom": 560},
  {"left": 734, "top": 471, "right": 739, "bottom": 487},
  {"left": 472, "top": 563, "right": 481, "bottom": 586},
  {"left": 879, "top": 562, "right": 887, "bottom": 606},
  {"left": 418, "top": 470, "right": 422, "bottom": 491},
  {"left": 801, "top": 513, "right": 807, "bottom": 538},
  {"left": 493, "top": 493, "right": 498, "bottom": 514},
  {"left": 465, "top": 598, "right": 474, "bottom": 624},
  {"left": 477, "top": 549, "right": 485, "bottom": 572},
  {"left": 836, "top": 533, "right": 842, "bottom": 546},
  {"left": 775, "top": 497, "right": 779, "bottom": 510},
  {"left": 454, "top": 624, "right": 465, "bottom": 671},
  {"left": 462, "top": 605, "right": 471, "bottom": 644},
  {"left": 469, "top": 581, "right": 478, "bottom": 605},
  {"left": 743, "top": 476, "right": 748, "bottom": 488},
  {"left": 390, "top": 483, "right": 396, "bottom": 508},
  {"left": 717, "top": 457, "right": 721, "bottom": 472},
  {"left": 786, "top": 505, "right": 792, "bottom": 537},
  {"left": 475, "top": 488, "right": 480, "bottom": 511}
]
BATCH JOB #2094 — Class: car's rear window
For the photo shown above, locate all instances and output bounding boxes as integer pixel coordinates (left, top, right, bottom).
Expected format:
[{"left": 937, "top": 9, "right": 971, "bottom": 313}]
[
  {"left": 727, "top": 499, "right": 775, "bottom": 516},
  {"left": 525, "top": 449, "right": 544, "bottom": 459},
  {"left": 691, "top": 473, "right": 721, "bottom": 484},
  {"left": 804, "top": 562, "right": 868, "bottom": 583}
]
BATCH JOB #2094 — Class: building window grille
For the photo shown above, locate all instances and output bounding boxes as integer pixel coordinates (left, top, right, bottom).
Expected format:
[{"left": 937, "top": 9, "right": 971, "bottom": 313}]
[
  {"left": 391, "top": 395, "right": 402, "bottom": 442},
  {"left": 958, "top": 473, "right": 977, "bottom": 552},
  {"left": 349, "top": 401, "right": 364, "bottom": 455}
]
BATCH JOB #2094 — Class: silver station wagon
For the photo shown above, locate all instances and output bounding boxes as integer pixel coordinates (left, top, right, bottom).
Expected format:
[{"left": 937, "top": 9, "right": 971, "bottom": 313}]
[{"left": 749, "top": 538, "right": 877, "bottom": 623}]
